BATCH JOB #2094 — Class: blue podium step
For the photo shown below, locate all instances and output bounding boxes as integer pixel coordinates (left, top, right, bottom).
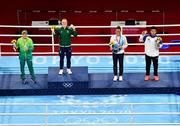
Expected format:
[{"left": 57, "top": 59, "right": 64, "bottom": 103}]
[
  {"left": 0, "top": 66, "right": 180, "bottom": 96},
  {"left": 48, "top": 67, "right": 89, "bottom": 89}
]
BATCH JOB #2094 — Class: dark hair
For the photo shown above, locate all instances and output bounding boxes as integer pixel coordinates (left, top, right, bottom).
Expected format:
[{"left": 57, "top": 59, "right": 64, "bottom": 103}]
[
  {"left": 116, "top": 26, "right": 121, "bottom": 30},
  {"left": 150, "top": 26, "right": 157, "bottom": 30}
]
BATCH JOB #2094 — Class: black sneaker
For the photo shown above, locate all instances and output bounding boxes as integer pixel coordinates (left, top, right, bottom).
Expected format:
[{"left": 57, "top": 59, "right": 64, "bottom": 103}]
[
  {"left": 22, "top": 79, "right": 28, "bottom": 84},
  {"left": 30, "top": 79, "right": 37, "bottom": 84}
]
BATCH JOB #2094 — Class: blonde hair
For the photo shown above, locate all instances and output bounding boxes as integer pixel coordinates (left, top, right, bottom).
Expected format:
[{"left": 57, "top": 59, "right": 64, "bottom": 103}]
[{"left": 61, "top": 18, "right": 68, "bottom": 22}]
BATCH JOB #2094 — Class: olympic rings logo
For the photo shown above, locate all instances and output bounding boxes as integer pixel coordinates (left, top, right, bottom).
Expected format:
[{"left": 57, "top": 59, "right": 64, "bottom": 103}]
[{"left": 62, "top": 82, "right": 74, "bottom": 88}]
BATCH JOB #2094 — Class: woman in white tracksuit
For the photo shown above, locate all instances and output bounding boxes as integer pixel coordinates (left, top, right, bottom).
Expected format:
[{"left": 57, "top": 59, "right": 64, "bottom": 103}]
[
  {"left": 139, "top": 26, "right": 163, "bottom": 81},
  {"left": 109, "top": 26, "right": 128, "bottom": 81}
]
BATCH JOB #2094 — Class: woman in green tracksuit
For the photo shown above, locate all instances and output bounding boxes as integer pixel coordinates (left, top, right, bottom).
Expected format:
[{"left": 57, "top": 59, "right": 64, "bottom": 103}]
[
  {"left": 52, "top": 18, "right": 77, "bottom": 75},
  {"left": 15, "top": 30, "right": 36, "bottom": 84}
]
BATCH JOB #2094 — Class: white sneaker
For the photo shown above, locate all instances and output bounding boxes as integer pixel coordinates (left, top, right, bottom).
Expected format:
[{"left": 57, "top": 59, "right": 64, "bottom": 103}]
[
  {"left": 119, "top": 76, "right": 123, "bottom": 81},
  {"left": 113, "top": 76, "right": 118, "bottom": 81},
  {"left": 67, "top": 69, "right": 72, "bottom": 74},
  {"left": 59, "top": 69, "right": 63, "bottom": 75}
]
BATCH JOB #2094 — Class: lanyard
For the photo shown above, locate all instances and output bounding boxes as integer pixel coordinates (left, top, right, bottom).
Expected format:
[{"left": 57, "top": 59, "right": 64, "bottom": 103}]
[
  {"left": 116, "top": 36, "right": 121, "bottom": 44},
  {"left": 23, "top": 38, "right": 27, "bottom": 47},
  {"left": 116, "top": 36, "right": 120, "bottom": 43}
]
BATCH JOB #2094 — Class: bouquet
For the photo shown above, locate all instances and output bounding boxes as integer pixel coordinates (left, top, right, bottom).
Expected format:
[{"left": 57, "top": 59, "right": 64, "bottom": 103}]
[{"left": 11, "top": 39, "right": 17, "bottom": 51}]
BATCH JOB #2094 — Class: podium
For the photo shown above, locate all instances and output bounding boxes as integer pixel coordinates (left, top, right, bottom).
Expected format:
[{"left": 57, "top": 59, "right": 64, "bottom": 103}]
[
  {"left": 0, "top": 66, "right": 179, "bottom": 96},
  {"left": 48, "top": 67, "right": 89, "bottom": 89}
]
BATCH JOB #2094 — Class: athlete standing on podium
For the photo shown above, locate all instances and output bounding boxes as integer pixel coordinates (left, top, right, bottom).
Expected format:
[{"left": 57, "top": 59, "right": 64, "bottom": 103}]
[
  {"left": 51, "top": 18, "right": 78, "bottom": 75},
  {"left": 109, "top": 26, "right": 128, "bottom": 82},
  {"left": 13, "top": 30, "right": 36, "bottom": 84}
]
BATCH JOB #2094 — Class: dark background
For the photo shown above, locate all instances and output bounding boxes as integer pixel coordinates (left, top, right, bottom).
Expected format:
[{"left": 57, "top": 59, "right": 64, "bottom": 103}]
[{"left": 0, "top": 0, "right": 179, "bottom": 54}]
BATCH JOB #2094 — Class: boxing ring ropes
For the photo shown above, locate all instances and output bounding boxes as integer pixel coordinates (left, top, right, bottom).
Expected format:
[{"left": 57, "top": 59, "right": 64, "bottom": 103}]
[
  {"left": 0, "top": 24, "right": 180, "bottom": 126},
  {"left": 0, "top": 24, "right": 180, "bottom": 55},
  {"left": 0, "top": 102, "right": 180, "bottom": 126}
]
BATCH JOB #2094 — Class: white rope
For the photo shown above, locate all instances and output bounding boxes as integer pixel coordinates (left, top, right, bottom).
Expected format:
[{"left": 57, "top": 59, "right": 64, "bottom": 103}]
[
  {"left": 71, "top": 52, "right": 180, "bottom": 55},
  {"left": 1, "top": 34, "right": 180, "bottom": 37},
  {"left": 1, "top": 24, "right": 180, "bottom": 28},
  {"left": 79, "top": 34, "right": 180, "bottom": 37},
  {"left": 0, "top": 102, "right": 180, "bottom": 106},
  {"left": 0, "top": 112, "right": 180, "bottom": 116},
  {"left": 126, "top": 33, "right": 180, "bottom": 37},
  {"left": 0, "top": 43, "right": 180, "bottom": 46},
  {"left": 0, "top": 44, "right": 1, "bottom": 56},
  {"left": 1, "top": 123, "right": 180, "bottom": 126},
  {"left": 0, "top": 52, "right": 180, "bottom": 55},
  {"left": 0, "top": 34, "right": 52, "bottom": 37},
  {"left": 0, "top": 42, "right": 179, "bottom": 55},
  {"left": 51, "top": 32, "right": 55, "bottom": 53}
]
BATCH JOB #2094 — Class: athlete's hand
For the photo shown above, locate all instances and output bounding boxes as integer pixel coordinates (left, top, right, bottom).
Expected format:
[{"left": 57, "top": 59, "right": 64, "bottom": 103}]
[
  {"left": 12, "top": 43, "right": 16, "bottom": 51},
  {"left": 70, "top": 24, "right": 76, "bottom": 31},
  {"left": 110, "top": 46, "right": 113, "bottom": 51},
  {"left": 51, "top": 26, "right": 56, "bottom": 33},
  {"left": 119, "top": 46, "right": 122, "bottom": 49},
  {"left": 142, "top": 30, "right": 148, "bottom": 35}
]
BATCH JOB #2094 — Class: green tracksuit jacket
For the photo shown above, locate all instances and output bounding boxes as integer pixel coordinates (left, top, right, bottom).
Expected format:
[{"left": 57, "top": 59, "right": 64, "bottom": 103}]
[
  {"left": 55, "top": 27, "right": 78, "bottom": 47},
  {"left": 16, "top": 37, "right": 35, "bottom": 80}
]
